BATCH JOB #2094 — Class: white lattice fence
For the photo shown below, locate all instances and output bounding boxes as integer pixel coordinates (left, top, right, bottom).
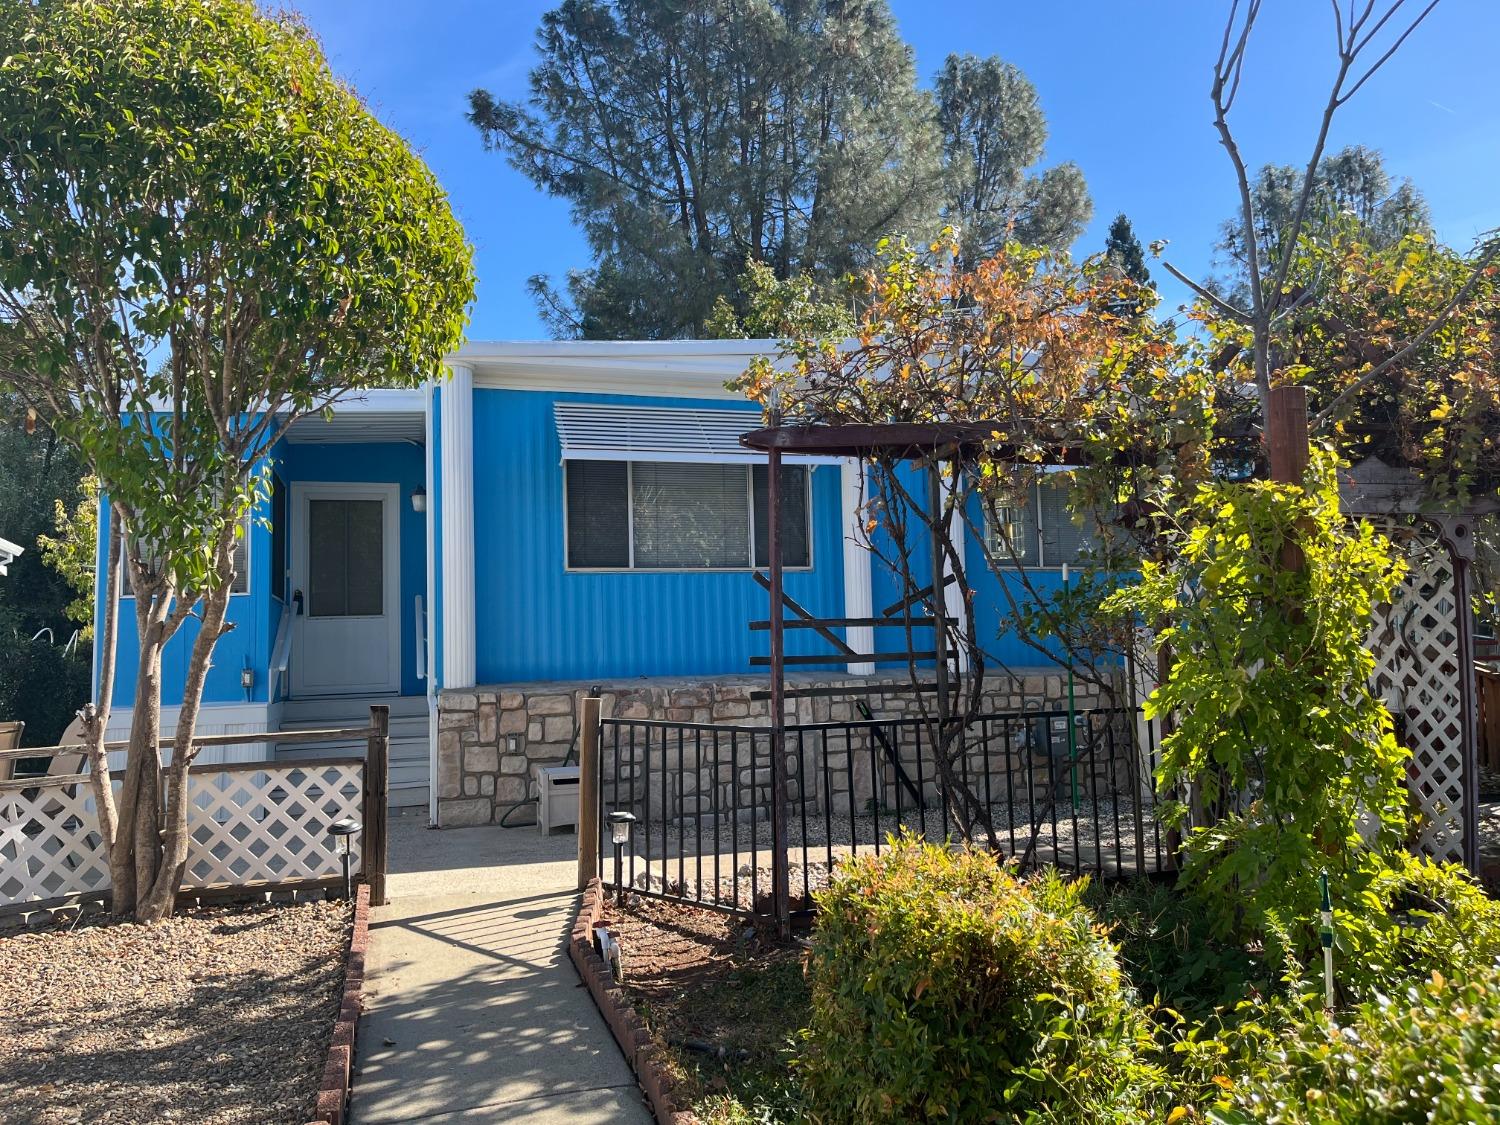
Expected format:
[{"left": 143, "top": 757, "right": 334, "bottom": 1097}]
[
  {"left": 184, "top": 762, "right": 364, "bottom": 887},
  {"left": 1369, "top": 520, "right": 1467, "bottom": 863},
  {"left": 0, "top": 780, "right": 115, "bottom": 908},
  {"left": 0, "top": 760, "right": 366, "bottom": 909}
]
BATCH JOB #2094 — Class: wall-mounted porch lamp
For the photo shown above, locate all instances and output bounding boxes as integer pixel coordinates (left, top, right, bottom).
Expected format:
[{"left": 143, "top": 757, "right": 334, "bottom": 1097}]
[
  {"left": 607, "top": 810, "right": 636, "bottom": 906},
  {"left": 328, "top": 817, "right": 362, "bottom": 900},
  {"left": 410, "top": 486, "right": 427, "bottom": 513}
]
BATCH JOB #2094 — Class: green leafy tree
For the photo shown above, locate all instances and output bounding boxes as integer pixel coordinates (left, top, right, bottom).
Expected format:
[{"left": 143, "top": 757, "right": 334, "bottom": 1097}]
[
  {"left": 936, "top": 53, "right": 1091, "bottom": 268},
  {"left": 0, "top": 394, "right": 84, "bottom": 641},
  {"left": 0, "top": 395, "right": 89, "bottom": 746},
  {"left": 704, "top": 260, "right": 856, "bottom": 340},
  {"left": 37, "top": 475, "right": 99, "bottom": 642},
  {"left": 1213, "top": 145, "right": 1430, "bottom": 310},
  {"left": 470, "top": 0, "right": 942, "bottom": 339},
  {"left": 0, "top": 0, "right": 474, "bottom": 921},
  {"left": 1104, "top": 455, "right": 1410, "bottom": 960}
]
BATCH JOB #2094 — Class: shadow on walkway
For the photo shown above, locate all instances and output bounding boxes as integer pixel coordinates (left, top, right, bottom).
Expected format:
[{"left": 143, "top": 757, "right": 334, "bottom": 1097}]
[{"left": 350, "top": 820, "right": 650, "bottom": 1124}]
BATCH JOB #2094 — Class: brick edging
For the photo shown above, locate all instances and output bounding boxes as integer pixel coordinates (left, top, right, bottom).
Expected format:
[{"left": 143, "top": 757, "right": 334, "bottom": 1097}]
[
  {"left": 307, "top": 883, "right": 371, "bottom": 1125},
  {"left": 570, "top": 879, "right": 697, "bottom": 1125}
]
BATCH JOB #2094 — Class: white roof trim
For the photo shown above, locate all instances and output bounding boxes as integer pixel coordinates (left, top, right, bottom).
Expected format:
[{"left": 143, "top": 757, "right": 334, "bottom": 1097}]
[
  {"left": 0, "top": 536, "right": 22, "bottom": 577},
  {"left": 553, "top": 402, "right": 838, "bottom": 466},
  {"left": 453, "top": 338, "right": 800, "bottom": 399}
]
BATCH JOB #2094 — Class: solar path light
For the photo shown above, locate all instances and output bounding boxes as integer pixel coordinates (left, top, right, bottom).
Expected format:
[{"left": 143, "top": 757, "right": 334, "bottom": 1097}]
[
  {"left": 607, "top": 810, "right": 636, "bottom": 906},
  {"left": 328, "top": 817, "right": 362, "bottom": 900}
]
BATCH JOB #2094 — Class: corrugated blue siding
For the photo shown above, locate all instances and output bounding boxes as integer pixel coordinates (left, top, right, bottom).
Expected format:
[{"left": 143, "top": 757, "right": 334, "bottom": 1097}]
[
  {"left": 471, "top": 388, "right": 847, "bottom": 683},
  {"left": 99, "top": 438, "right": 428, "bottom": 707},
  {"left": 101, "top": 489, "right": 273, "bottom": 708},
  {"left": 865, "top": 468, "right": 1075, "bottom": 671}
]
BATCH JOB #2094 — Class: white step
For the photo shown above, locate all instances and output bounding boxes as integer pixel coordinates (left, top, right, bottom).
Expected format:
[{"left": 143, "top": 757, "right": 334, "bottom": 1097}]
[
  {"left": 276, "top": 694, "right": 430, "bottom": 811},
  {"left": 279, "top": 693, "right": 427, "bottom": 725}
]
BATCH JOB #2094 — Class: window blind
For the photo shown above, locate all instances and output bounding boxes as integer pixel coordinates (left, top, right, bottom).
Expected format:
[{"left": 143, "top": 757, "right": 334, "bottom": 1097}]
[
  {"left": 752, "top": 465, "right": 811, "bottom": 568},
  {"left": 566, "top": 461, "right": 630, "bottom": 568},
  {"left": 631, "top": 462, "right": 750, "bottom": 568}
]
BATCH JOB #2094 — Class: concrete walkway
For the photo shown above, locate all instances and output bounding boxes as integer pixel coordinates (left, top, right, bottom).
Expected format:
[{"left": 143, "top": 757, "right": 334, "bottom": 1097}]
[{"left": 349, "top": 817, "right": 651, "bottom": 1123}]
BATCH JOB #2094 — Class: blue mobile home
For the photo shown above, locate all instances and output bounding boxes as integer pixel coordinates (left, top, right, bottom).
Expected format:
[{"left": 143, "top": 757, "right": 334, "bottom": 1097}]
[{"left": 94, "top": 340, "right": 1093, "bottom": 826}]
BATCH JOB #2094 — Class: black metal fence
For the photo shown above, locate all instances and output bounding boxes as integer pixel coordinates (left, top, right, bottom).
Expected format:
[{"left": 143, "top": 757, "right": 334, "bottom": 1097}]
[{"left": 595, "top": 706, "right": 1169, "bottom": 915}]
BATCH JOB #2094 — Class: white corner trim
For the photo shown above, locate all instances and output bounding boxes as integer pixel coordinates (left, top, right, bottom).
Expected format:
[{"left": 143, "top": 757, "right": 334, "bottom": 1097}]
[
  {"left": 439, "top": 361, "right": 476, "bottom": 689},
  {"left": 945, "top": 486, "right": 970, "bottom": 674},
  {"left": 841, "top": 460, "right": 875, "bottom": 676},
  {"left": 424, "top": 379, "right": 439, "bottom": 825}
]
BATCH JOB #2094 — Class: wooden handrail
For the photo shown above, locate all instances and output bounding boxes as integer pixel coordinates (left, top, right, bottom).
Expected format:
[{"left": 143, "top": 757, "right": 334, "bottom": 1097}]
[
  {"left": 2, "top": 724, "right": 374, "bottom": 760},
  {"left": 0, "top": 755, "right": 372, "bottom": 792}
]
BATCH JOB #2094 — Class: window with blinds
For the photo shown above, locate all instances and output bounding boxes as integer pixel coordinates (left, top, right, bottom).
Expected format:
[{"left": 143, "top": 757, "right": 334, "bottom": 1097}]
[
  {"left": 121, "top": 514, "right": 251, "bottom": 596},
  {"left": 985, "top": 477, "right": 1101, "bottom": 569},
  {"left": 565, "top": 461, "right": 812, "bottom": 570}
]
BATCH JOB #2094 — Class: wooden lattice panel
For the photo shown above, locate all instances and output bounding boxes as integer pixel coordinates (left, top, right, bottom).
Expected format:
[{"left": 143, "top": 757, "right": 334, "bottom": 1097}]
[
  {"left": 1368, "top": 520, "right": 1466, "bottom": 863},
  {"left": 183, "top": 763, "right": 363, "bottom": 888},
  {"left": 0, "top": 782, "right": 113, "bottom": 908}
]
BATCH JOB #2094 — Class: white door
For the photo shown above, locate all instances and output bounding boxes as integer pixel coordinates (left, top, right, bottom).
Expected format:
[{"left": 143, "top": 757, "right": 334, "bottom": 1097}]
[{"left": 290, "top": 483, "right": 400, "bottom": 697}]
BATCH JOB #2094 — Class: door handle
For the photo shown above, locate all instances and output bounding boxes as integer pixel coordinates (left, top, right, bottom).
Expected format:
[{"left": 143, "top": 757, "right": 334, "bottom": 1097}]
[{"left": 293, "top": 589, "right": 304, "bottom": 616}]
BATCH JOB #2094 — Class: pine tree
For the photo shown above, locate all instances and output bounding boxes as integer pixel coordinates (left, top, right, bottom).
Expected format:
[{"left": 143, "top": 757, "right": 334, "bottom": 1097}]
[
  {"left": 936, "top": 54, "right": 1091, "bottom": 268},
  {"left": 471, "top": 6, "right": 1092, "bottom": 338},
  {"left": 1104, "top": 213, "right": 1151, "bottom": 287}
]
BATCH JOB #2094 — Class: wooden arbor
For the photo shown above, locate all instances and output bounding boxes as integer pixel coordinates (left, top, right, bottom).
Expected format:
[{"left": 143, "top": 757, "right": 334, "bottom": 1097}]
[
  {"left": 739, "top": 402, "right": 1497, "bottom": 939},
  {"left": 739, "top": 418, "right": 1090, "bottom": 934}
]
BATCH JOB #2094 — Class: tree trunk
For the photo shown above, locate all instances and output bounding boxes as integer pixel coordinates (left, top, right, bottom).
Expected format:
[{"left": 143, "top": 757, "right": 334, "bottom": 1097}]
[
  {"left": 114, "top": 591, "right": 169, "bottom": 917},
  {"left": 137, "top": 577, "right": 233, "bottom": 923},
  {"left": 85, "top": 515, "right": 123, "bottom": 893}
]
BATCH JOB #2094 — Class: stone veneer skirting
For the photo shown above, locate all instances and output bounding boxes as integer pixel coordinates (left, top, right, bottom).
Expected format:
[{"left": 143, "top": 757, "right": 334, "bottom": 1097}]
[{"left": 435, "top": 671, "right": 1116, "bottom": 828}]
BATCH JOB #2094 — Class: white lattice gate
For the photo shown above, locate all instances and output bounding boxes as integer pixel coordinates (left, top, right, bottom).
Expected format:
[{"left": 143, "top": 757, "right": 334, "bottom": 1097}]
[
  {"left": 0, "top": 757, "right": 368, "bottom": 911},
  {"left": 1368, "top": 518, "right": 1475, "bottom": 866},
  {"left": 183, "top": 760, "right": 365, "bottom": 887}
]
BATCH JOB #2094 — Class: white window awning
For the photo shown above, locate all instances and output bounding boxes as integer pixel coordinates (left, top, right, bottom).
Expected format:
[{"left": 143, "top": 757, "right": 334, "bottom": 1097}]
[{"left": 553, "top": 402, "right": 840, "bottom": 465}]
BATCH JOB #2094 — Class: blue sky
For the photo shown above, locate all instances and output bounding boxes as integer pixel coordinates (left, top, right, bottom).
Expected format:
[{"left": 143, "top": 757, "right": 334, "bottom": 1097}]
[{"left": 293, "top": 1, "right": 1500, "bottom": 341}]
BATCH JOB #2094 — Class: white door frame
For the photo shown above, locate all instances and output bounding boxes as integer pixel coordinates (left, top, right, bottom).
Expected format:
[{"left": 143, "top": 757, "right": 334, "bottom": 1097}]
[{"left": 290, "top": 481, "right": 401, "bottom": 697}]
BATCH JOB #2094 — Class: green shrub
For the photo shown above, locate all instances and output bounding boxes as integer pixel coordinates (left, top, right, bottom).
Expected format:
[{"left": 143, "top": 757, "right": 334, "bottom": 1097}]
[
  {"left": 1337, "top": 856, "right": 1500, "bottom": 998},
  {"left": 801, "top": 834, "right": 1159, "bottom": 1123},
  {"left": 1088, "top": 879, "right": 1268, "bottom": 1018},
  {"left": 1211, "top": 961, "right": 1500, "bottom": 1124}
]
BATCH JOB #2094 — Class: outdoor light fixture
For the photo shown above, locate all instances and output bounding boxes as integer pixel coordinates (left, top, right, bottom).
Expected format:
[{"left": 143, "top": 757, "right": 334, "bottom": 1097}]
[
  {"left": 328, "top": 817, "right": 362, "bottom": 900},
  {"left": 410, "top": 486, "right": 426, "bottom": 513},
  {"left": 240, "top": 665, "right": 254, "bottom": 696},
  {"left": 607, "top": 810, "right": 636, "bottom": 906}
]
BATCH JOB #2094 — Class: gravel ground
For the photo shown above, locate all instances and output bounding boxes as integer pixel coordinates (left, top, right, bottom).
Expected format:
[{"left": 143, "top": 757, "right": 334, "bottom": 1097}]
[{"left": 0, "top": 899, "right": 351, "bottom": 1125}]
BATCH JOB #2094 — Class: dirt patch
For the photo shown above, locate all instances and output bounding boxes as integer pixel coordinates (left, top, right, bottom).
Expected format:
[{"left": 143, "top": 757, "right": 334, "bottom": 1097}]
[
  {"left": 611, "top": 897, "right": 808, "bottom": 1121},
  {"left": 0, "top": 899, "right": 351, "bottom": 1124}
]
